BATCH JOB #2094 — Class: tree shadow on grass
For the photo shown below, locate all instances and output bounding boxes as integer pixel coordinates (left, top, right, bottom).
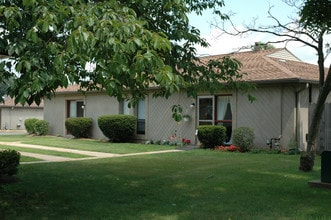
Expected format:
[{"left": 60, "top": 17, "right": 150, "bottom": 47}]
[
  {"left": 0, "top": 177, "right": 46, "bottom": 219},
  {"left": 0, "top": 176, "right": 20, "bottom": 185}
]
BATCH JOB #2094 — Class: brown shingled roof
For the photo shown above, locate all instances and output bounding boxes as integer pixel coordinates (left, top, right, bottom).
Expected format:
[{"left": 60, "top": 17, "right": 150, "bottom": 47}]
[
  {"left": 200, "top": 48, "right": 322, "bottom": 84},
  {"left": 56, "top": 48, "right": 324, "bottom": 94},
  {"left": 0, "top": 96, "right": 43, "bottom": 108},
  {"left": 55, "top": 84, "right": 81, "bottom": 93}
]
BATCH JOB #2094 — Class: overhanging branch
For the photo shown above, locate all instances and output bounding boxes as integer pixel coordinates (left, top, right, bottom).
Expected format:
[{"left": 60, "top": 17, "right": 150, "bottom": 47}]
[{"left": 213, "top": 3, "right": 323, "bottom": 53}]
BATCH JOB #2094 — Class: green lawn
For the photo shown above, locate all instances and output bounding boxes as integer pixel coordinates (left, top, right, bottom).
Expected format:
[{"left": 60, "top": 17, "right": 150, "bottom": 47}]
[
  {"left": 20, "top": 156, "right": 43, "bottom": 162},
  {"left": 0, "top": 145, "right": 91, "bottom": 159},
  {"left": 0, "top": 135, "right": 329, "bottom": 219},
  {"left": 0, "top": 134, "right": 177, "bottom": 154}
]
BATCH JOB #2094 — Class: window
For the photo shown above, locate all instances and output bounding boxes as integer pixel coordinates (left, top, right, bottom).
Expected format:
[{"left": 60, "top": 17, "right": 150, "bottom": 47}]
[
  {"left": 120, "top": 100, "right": 131, "bottom": 115},
  {"left": 198, "top": 96, "right": 214, "bottom": 125},
  {"left": 216, "top": 96, "right": 232, "bottom": 142},
  {"left": 198, "top": 95, "right": 232, "bottom": 142},
  {"left": 67, "top": 100, "right": 84, "bottom": 118},
  {"left": 136, "top": 99, "right": 146, "bottom": 134},
  {"left": 121, "top": 99, "right": 145, "bottom": 135}
]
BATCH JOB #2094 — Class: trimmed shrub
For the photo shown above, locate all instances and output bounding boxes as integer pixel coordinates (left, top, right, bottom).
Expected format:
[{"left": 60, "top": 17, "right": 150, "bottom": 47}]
[
  {"left": 233, "top": 127, "right": 255, "bottom": 152},
  {"left": 65, "top": 117, "right": 93, "bottom": 138},
  {"left": 33, "top": 120, "right": 49, "bottom": 136},
  {"left": 24, "top": 118, "right": 39, "bottom": 134},
  {"left": 197, "top": 125, "right": 227, "bottom": 149},
  {"left": 98, "top": 115, "right": 137, "bottom": 142},
  {"left": 0, "top": 149, "right": 20, "bottom": 178}
]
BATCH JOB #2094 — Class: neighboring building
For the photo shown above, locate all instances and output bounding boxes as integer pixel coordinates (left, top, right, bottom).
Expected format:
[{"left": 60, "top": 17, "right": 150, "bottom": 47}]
[
  {"left": 0, "top": 96, "right": 44, "bottom": 130},
  {"left": 44, "top": 48, "right": 325, "bottom": 150}
]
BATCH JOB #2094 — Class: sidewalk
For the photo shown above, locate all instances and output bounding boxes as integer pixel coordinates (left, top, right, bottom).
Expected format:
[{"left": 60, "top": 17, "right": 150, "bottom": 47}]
[
  {"left": 0, "top": 130, "right": 27, "bottom": 135},
  {"left": 0, "top": 141, "right": 184, "bottom": 164}
]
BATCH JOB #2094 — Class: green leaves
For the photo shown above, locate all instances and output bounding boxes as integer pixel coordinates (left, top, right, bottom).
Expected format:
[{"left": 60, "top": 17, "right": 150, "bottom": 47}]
[
  {"left": 171, "top": 104, "right": 183, "bottom": 122},
  {"left": 26, "top": 29, "right": 39, "bottom": 43},
  {"left": 151, "top": 33, "right": 171, "bottom": 51},
  {"left": 300, "top": 0, "right": 331, "bottom": 33},
  {"left": 1, "top": 0, "right": 250, "bottom": 106},
  {"left": 23, "top": 0, "right": 37, "bottom": 7}
]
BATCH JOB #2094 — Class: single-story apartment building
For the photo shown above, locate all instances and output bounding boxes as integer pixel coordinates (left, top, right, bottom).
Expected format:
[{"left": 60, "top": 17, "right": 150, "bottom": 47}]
[
  {"left": 0, "top": 96, "right": 44, "bottom": 130},
  {"left": 44, "top": 48, "right": 328, "bottom": 150}
]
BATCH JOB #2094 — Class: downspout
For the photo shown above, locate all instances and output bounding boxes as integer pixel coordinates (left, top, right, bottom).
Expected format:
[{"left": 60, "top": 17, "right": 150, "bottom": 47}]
[
  {"left": 281, "top": 86, "right": 283, "bottom": 138},
  {"left": 295, "top": 84, "right": 309, "bottom": 149},
  {"left": 235, "top": 88, "right": 238, "bottom": 129}
]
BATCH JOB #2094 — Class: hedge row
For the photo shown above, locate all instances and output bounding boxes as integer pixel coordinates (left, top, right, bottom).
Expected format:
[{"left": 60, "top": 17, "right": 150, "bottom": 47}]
[
  {"left": 65, "top": 117, "right": 93, "bottom": 138},
  {"left": 25, "top": 117, "right": 255, "bottom": 148},
  {"left": 98, "top": 115, "right": 137, "bottom": 142},
  {"left": 197, "top": 125, "right": 255, "bottom": 151},
  {"left": 63, "top": 115, "right": 137, "bottom": 142},
  {"left": 24, "top": 118, "right": 49, "bottom": 135},
  {"left": 197, "top": 125, "right": 227, "bottom": 149}
]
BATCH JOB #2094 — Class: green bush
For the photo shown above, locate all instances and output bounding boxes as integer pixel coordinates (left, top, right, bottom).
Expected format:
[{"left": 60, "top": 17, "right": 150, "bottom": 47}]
[
  {"left": 0, "top": 149, "right": 20, "bottom": 178},
  {"left": 65, "top": 117, "right": 93, "bottom": 138},
  {"left": 33, "top": 120, "right": 49, "bottom": 136},
  {"left": 98, "top": 115, "right": 137, "bottom": 142},
  {"left": 197, "top": 125, "right": 227, "bottom": 149},
  {"left": 233, "top": 127, "right": 255, "bottom": 152},
  {"left": 24, "top": 118, "right": 39, "bottom": 134}
]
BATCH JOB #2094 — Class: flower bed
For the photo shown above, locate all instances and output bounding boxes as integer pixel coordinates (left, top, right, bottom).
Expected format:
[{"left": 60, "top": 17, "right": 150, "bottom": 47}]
[{"left": 215, "top": 145, "right": 239, "bottom": 152}]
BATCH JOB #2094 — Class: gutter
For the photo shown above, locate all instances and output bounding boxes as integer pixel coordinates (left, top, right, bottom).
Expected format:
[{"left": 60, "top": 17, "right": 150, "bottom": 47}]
[{"left": 250, "top": 78, "right": 319, "bottom": 85}]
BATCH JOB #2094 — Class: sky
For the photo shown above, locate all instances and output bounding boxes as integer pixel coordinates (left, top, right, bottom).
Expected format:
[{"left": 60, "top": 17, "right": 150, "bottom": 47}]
[{"left": 188, "top": 0, "right": 331, "bottom": 66}]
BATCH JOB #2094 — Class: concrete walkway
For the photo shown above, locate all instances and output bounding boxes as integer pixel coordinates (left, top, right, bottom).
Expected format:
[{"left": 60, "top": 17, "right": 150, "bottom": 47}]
[{"left": 0, "top": 141, "right": 184, "bottom": 164}]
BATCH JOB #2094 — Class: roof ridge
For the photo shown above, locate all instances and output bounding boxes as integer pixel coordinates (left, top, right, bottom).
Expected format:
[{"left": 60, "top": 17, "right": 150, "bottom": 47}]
[
  {"left": 244, "top": 48, "right": 283, "bottom": 56},
  {"left": 198, "top": 48, "right": 285, "bottom": 59}
]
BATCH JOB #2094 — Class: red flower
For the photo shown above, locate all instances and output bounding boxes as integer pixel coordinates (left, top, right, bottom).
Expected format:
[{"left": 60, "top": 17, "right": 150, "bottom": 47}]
[
  {"left": 182, "top": 138, "right": 191, "bottom": 144},
  {"left": 215, "top": 145, "right": 238, "bottom": 152}
]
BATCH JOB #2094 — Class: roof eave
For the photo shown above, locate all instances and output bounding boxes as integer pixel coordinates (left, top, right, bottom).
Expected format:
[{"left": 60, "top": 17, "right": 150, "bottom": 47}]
[{"left": 251, "top": 78, "right": 319, "bottom": 85}]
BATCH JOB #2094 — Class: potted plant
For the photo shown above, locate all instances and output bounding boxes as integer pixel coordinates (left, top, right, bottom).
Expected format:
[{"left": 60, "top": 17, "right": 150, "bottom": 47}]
[{"left": 183, "top": 114, "right": 191, "bottom": 122}]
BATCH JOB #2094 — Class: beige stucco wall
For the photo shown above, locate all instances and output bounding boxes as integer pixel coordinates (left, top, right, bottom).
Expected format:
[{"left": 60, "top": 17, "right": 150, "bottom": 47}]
[
  {"left": 1, "top": 107, "right": 43, "bottom": 130},
  {"left": 147, "top": 92, "right": 197, "bottom": 144},
  {"left": 236, "top": 86, "right": 279, "bottom": 147},
  {"left": 84, "top": 93, "right": 119, "bottom": 139},
  {"left": 44, "top": 90, "right": 197, "bottom": 143},
  {"left": 44, "top": 93, "right": 119, "bottom": 138},
  {"left": 235, "top": 85, "right": 306, "bottom": 148},
  {"left": 297, "top": 88, "right": 310, "bottom": 151},
  {"left": 44, "top": 83, "right": 311, "bottom": 149},
  {"left": 151, "top": 86, "right": 305, "bottom": 148},
  {"left": 44, "top": 96, "right": 68, "bottom": 136},
  {"left": 146, "top": 84, "right": 310, "bottom": 149}
]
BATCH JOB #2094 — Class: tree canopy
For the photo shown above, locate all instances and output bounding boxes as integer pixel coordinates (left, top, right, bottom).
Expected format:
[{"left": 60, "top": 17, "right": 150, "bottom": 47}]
[
  {"left": 0, "top": 0, "right": 248, "bottom": 106},
  {"left": 300, "top": 0, "right": 331, "bottom": 33}
]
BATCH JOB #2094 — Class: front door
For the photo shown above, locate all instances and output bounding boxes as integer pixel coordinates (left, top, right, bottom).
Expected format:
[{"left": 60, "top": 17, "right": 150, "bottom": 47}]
[{"left": 198, "top": 95, "right": 233, "bottom": 143}]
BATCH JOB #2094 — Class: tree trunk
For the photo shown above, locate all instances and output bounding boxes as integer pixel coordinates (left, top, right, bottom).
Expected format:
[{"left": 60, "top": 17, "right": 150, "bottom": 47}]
[
  {"left": 300, "top": 65, "right": 331, "bottom": 172},
  {"left": 299, "top": 153, "right": 315, "bottom": 172}
]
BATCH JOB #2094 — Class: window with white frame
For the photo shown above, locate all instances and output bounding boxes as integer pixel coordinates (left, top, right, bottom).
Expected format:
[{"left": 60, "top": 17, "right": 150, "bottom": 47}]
[
  {"left": 198, "top": 96, "right": 214, "bottom": 125},
  {"left": 198, "top": 95, "right": 232, "bottom": 142}
]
